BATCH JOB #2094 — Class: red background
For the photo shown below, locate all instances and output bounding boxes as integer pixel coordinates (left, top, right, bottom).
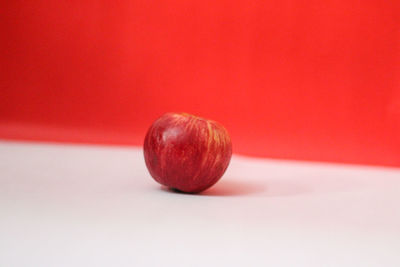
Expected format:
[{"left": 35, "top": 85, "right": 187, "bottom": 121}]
[{"left": 1, "top": 0, "right": 399, "bottom": 167}]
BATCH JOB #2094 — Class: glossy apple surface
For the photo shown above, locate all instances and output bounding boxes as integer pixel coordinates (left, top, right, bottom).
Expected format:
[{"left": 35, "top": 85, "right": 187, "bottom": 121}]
[{"left": 144, "top": 112, "right": 232, "bottom": 193}]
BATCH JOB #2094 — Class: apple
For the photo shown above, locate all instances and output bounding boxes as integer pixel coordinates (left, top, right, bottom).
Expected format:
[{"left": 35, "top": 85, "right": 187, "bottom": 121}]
[{"left": 144, "top": 112, "right": 232, "bottom": 193}]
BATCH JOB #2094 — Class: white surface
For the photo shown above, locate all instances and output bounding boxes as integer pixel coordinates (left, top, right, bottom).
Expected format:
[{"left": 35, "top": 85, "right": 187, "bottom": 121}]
[{"left": 0, "top": 141, "right": 400, "bottom": 267}]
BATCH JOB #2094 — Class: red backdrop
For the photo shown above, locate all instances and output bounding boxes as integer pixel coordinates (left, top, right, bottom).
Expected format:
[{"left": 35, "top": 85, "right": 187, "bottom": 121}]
[{"left": 1, "top": 0, "right": 399, "bottom": 167}]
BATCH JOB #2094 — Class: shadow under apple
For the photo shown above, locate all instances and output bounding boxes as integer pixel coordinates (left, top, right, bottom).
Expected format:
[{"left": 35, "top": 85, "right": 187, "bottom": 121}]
[{"left": 160, "top": 178, "right": 265, "bottom": 196}]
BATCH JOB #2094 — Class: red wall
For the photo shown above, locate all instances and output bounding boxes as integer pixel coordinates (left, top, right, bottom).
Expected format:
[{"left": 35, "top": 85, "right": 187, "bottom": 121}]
[{"left": 1, "top": 0, "right": 399, "bottom": 166}]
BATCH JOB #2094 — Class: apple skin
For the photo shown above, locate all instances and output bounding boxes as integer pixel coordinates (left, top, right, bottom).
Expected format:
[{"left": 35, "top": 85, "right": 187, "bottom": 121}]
[{"left": 144, "top": 112, "right": 232, "bottom": 193}]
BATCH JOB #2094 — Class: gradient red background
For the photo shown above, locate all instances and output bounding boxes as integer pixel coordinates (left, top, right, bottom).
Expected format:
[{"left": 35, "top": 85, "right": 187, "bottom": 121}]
[{"left": 1, "top": 0, "right": 399, "bottom": 166}]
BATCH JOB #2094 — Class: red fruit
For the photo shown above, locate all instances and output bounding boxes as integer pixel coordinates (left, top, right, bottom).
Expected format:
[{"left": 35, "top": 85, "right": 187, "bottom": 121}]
[{"left": 144, "top": 112, "right": 232, "bottom": 193}]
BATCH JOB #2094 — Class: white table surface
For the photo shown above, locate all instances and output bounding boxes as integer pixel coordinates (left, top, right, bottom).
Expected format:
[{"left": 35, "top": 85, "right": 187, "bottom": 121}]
[{"left": 1, "top": 140, "right": 400, "bottom": 267}]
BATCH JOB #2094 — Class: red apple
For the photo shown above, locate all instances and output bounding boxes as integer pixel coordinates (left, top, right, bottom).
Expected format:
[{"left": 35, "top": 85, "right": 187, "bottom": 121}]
[{"left": 144, "top": 112, "right": 232, "bottom": 193}]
